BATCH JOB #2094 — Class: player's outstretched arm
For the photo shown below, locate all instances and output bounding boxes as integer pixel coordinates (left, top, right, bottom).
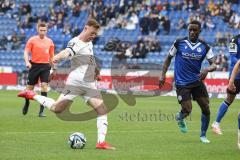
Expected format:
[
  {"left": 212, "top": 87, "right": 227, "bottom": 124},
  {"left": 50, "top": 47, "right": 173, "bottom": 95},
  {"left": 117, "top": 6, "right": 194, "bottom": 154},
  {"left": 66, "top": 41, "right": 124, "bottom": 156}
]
[
  {"left": 206, "top": 57, "right": 217, "bottom": 72},
  {"left": 23, "top": 50, "right": 32, "bottom": 69},
  {"left": 53, "top": 49, "right": 70, "bottom": 63},
  {"left": 159, "top": 55, "right": 173, "bottom": 87},
  {"left": 200, "top": 57, "right": 217, "bottom": 80}
]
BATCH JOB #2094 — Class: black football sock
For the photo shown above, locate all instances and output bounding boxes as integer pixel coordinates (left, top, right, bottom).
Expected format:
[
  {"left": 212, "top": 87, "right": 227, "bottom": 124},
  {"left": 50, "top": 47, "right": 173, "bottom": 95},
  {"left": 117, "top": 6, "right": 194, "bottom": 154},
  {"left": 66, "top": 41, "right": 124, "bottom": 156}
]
[
  {"left": 22, "top": 98, "right": 30, "bottom": 115},
  {"left": 39, "top": 92, "right": 47, "bottom": 114}
]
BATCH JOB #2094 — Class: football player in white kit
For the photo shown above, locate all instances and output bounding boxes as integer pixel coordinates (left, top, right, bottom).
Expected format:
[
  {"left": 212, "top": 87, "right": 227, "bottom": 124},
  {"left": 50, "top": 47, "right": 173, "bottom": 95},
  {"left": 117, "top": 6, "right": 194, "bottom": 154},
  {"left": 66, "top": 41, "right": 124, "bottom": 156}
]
[{"left": 18, "top": 19, "right": 115, "bottom": 150}]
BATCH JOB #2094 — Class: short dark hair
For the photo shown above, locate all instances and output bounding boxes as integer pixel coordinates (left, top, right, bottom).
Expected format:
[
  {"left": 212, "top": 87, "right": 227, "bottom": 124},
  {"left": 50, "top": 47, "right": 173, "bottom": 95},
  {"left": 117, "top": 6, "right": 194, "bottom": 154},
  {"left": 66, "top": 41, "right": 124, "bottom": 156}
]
[
  {"left": 189, "top": 20, "right": 201, "bottom": 29},
  {"left": 86, "top": 19, "right": 100, "bottom": 29},
  {"left": 37, "top": 22, "right": 47, "bottom": 28}
]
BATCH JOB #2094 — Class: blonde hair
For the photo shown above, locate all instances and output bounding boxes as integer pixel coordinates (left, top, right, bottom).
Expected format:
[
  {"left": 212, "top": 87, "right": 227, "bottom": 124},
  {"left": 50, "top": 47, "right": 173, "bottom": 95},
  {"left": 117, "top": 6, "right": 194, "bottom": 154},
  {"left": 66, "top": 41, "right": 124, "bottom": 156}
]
[{"left": 85, "top": 19, "right": 100, "bottom": 29}]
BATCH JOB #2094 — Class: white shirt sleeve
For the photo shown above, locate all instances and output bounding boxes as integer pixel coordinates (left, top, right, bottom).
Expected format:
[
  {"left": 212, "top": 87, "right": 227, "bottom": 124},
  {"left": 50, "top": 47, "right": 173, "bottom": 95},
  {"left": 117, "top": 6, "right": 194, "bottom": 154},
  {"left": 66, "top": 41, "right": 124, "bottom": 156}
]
[
  {"left": 66, "top": 38, "right": 79, "bottom": 56},
  {"left": 168, "top": 45, "right": 177, "bottom": 57},
  {"left": 206, "top": 47, "right": 214, "bottom": 60}
]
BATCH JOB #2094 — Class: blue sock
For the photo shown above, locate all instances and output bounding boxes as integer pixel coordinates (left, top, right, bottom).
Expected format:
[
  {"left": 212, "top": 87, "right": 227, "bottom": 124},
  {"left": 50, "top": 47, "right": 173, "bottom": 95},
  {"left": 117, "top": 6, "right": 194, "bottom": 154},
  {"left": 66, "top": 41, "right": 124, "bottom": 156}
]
[
  {"left": 201, "top": 114, "right": 210, "bottom": 137},
  {"left": 216, "top": 101, "right": 229, "bottom": 123},
  {"left": 176, "top": 111, "right": 184, "bottom": 121},
  {"left": 238, "top": 113, "right": 240, "bottom": 130}
]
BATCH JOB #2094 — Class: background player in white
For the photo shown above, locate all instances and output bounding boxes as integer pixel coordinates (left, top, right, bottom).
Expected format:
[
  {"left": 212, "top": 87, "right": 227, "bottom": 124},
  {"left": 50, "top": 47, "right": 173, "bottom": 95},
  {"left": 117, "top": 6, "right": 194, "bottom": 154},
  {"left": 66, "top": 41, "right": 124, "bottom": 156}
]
[{"left": 18, "top": 19, "right": 115, "bottom": 150}]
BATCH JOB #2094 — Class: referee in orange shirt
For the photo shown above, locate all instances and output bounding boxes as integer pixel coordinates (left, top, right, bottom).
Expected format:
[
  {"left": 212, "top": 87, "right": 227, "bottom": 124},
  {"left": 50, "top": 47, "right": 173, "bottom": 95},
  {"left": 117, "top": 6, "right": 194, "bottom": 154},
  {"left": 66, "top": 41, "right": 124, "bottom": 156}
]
[{"left": 22, "top": 22, "right": 55, "bottom": 117}]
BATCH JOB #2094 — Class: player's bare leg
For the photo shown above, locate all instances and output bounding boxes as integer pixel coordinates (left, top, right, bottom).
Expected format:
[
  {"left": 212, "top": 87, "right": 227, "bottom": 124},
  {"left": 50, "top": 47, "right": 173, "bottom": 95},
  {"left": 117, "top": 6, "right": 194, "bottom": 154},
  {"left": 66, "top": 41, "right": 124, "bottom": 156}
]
[
  {"left": 39, "top": 82, "right": 48, "bottom": 117},
  {"left": 88, "top": 97, "right": 115, "bottom": 150},
  {"left": 18, "top": 90, "right": 73, "bottom": 114},
  {"left": 22, "top": 85, "right": 34, "bottom": 115}
]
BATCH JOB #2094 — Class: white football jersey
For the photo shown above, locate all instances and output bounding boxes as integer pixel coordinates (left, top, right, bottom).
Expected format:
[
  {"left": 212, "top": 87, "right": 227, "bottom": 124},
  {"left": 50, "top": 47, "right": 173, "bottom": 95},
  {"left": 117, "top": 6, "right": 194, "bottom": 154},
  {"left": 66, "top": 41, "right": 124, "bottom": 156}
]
[{"left": 65, "top": 37, "right": 97, "bottom": 84}]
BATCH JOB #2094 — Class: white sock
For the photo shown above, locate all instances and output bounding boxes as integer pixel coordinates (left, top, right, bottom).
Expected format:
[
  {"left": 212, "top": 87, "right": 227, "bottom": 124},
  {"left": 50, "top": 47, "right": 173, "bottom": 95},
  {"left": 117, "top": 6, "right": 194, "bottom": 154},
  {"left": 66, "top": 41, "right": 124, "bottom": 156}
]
[
  {"left": 97, "top": 114, "right": 108, "bottom": 143},
  {"left": 34, "top": 95, "right": 55, "bottom": 110}
]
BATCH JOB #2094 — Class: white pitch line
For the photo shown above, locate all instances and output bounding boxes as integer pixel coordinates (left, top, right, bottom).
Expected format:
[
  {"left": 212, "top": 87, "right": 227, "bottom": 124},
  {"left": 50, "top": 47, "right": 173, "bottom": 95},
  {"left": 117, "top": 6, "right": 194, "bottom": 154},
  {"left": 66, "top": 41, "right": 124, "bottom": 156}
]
[{"left": 0, "top": 129, "right": 237, "bottom": 134}]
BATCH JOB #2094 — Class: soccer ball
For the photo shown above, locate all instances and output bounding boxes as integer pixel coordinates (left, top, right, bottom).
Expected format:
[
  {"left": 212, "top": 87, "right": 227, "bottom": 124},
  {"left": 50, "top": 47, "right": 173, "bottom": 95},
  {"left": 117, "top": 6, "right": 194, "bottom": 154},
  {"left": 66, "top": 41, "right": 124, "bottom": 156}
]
[{"left": 68, "top": 132, "right": 87, "bottom": 149}]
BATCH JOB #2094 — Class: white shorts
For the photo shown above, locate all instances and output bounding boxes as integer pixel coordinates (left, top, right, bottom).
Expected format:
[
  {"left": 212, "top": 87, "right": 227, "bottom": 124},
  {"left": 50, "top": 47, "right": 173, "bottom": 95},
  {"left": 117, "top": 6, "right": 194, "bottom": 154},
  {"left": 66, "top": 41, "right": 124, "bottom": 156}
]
[{"left": 58, "top": 82, "right": 102, "bottom": 103}]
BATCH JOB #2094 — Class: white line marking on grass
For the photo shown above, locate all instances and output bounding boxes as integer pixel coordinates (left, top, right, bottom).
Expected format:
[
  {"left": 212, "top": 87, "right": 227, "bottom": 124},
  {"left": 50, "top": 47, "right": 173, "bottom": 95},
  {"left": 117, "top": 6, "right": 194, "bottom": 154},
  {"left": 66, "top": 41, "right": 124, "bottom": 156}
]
[{"left": 0, "top": 129, "right": 237, "bottom": 134}]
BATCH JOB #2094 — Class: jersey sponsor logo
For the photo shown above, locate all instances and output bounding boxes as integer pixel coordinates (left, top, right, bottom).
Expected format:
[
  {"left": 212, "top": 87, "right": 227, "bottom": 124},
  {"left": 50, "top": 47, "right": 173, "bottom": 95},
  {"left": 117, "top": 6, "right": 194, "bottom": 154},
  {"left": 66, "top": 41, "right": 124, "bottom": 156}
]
[
  {"left": 182, "top": 52, "right": 202, "bottom": 60},
  {"left": 229, "top": 42, "right": 237, "bottom": 53}
]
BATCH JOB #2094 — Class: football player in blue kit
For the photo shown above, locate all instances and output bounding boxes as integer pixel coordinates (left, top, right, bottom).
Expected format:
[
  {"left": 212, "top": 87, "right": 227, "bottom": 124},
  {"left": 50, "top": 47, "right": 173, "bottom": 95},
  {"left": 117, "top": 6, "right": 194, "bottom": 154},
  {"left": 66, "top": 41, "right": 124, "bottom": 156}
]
[
  {"left": 225, "top": 59, "right": 240, "bottom": 149},
  {"left": 159, "top": 20, "right": 217, "bottom": 143},
  {"left": 212, "top": 34, "right": 240, "bottom": 135}
]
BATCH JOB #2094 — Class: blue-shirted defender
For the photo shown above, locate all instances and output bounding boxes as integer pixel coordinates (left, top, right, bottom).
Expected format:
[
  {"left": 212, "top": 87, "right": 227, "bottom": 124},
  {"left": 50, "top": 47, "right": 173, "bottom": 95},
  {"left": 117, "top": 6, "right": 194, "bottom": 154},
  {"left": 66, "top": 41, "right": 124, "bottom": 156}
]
[
  {"left": 212, "top": 34, "right": 240, "bottom": 135},
  {"left": 159, "top": 20, "right": 217, "bottom": 143}
]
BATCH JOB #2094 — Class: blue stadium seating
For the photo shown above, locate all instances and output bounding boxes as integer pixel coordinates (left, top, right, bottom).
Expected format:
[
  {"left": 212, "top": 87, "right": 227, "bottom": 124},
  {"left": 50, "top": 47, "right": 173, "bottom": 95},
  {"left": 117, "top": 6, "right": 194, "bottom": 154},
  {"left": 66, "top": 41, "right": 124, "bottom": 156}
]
[{"left": 0, "top": 1, "right": 239, "bottom": 71}]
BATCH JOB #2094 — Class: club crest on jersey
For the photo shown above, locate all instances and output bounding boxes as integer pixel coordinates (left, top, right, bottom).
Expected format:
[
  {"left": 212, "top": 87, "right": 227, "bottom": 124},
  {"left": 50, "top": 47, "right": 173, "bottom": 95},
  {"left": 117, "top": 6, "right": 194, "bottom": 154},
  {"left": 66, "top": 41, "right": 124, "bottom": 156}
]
[
  {"left": 229, "top": 42, "right": 237, "bottom": 53},
  {"left": 197, "top": 47, "right": 201, "bottom": 52}
]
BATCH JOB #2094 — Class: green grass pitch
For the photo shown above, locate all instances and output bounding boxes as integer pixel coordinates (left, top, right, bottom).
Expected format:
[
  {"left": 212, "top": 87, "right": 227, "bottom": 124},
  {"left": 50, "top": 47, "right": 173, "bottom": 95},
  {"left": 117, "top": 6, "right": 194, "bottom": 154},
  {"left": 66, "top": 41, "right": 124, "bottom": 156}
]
[{"left": 0, "top": 90, "right": 239, "bottom": 160}]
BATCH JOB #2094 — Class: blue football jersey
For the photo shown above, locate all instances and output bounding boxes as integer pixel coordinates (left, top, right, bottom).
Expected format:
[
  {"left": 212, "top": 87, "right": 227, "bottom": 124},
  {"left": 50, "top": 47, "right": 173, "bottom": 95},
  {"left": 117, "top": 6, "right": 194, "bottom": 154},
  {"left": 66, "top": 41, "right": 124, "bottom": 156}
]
[
  {"left": 168, "top": 37, "right": 214, "bottom": 86},
  {"left": 229, "top": 35, "right": 240, "bottom": 79}
]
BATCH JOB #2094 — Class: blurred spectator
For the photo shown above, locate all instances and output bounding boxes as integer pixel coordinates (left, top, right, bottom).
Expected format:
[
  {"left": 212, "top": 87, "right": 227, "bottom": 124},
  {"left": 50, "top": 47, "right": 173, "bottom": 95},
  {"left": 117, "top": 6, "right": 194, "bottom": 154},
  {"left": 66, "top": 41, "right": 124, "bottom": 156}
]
[
  {"left": 138, "top": 4, "right": 150, "bottom": 18},
  {"left": 229, "top": 12, "right": 240, "bottom": 29},
  {"left": 129, "top": 11, "right": 139, "bottom": 26},
  {"left": 205, "top": 17, "right": 215, "bottom": 29},
  {"left": 71, "top": 26, "right": 81, "bottom": 37},
  {"left": 19, "top": 2, "right": 31, "bottom": 15},
  {"left": 125, "top": 11, "right": 139, "bottom": 30},
  {"left": 215, "top": 51, "right": 228, "bottom": 71},
  {"left": 38, "top": 12, "right": 48, "bottom": 22},
  {"left": 107, "top": 4, "right": 118, "bottom": 19},
  {"left": 0, "top": 36, "right": 8, "bottom": 50},
  {"left": 215, "top": 32, "right": 227, "bottom": 46},
  {"left": 63, "top": 22, "right": 71, "bottom": 35},
  {"left": 176, "top": 18, "right": 187, "bottom": 30},
  {"left": 207, "top": 0, "right": 215, "bottom": 13},
  {"left": 11, "top": 32, "right": 21, "bottom": 50},
  {"left": 0, "top": 0, "right": 15, "bottom": 13},
  {"left": 81, "top": 1, "right": 90, "bottom": 11},
  {"left": 161, "top": 16, "right": 171, "bottom": 35},
  {"left": 20, "top": 13, "right": 33, "bottom": 28},
  {"left": 140, "top": 13, "right": 149, "bottom": 35},
  {"left": 222, "top": 1, "right": 233, "bottom": 23},
  {"left": 72, "top": 2, "right": 80, "bottom": 17},
  {"left": 149, "top": 13, "right": 159, "bottom": 36},
  {"left": 18, "top": 28, "right": 26, "bottom": 41},
  {"left": 132, "top": 40, "right": 148, "bottom": 58},
  {"left": 145, "top": 36, "right": 162, "bottom": 52}
]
